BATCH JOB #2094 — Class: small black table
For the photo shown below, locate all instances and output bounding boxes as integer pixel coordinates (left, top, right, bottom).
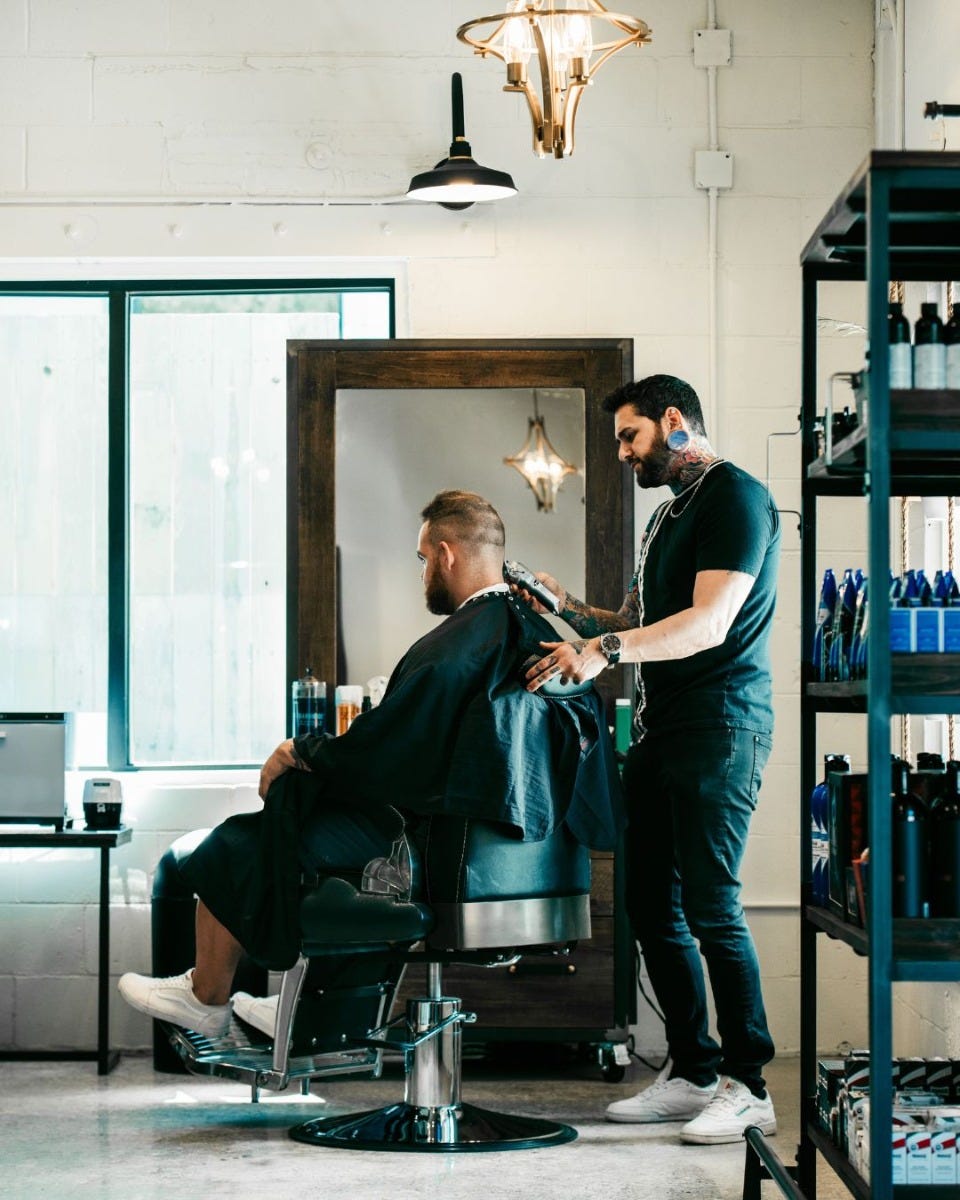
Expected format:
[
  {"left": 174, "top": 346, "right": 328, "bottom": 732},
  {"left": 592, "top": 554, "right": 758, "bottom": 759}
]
[{"left": 0, "top": 824, "right": 132, "bottom": 1074}]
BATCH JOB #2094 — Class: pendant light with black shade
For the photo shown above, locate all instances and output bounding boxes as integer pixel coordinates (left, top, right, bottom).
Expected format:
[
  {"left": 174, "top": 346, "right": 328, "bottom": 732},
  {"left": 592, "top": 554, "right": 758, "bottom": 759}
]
[{"left": 407, "top": 73, "right": 517, "bottom": 210}]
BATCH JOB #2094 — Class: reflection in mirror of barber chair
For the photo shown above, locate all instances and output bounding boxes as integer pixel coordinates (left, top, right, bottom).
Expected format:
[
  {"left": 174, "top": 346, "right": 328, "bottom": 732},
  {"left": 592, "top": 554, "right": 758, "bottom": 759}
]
[{"left": 166, "top": 812, "right": 591, "bottom": 1150}]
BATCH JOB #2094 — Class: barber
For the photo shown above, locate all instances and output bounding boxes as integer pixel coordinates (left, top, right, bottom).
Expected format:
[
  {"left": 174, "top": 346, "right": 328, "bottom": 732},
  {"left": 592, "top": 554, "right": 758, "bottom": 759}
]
[{"left": 520, "top": 375, "right": 780, "bottom": 1146}]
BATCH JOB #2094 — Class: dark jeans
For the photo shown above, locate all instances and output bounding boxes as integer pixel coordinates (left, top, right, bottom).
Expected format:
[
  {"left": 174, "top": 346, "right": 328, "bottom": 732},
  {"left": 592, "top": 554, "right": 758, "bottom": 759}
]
[{"left": 623, "top": 725, "right": 775, "bottom": 1096}]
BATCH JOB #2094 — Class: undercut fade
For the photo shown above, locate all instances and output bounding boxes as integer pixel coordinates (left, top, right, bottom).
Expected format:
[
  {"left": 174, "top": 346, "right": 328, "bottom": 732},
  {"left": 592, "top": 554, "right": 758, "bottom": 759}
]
[
  {"left": 420, "top": 490, "right": 505, "bottom": 551},
  {"left": 602, "top": 374, "right": 707, "bottom": 437}
]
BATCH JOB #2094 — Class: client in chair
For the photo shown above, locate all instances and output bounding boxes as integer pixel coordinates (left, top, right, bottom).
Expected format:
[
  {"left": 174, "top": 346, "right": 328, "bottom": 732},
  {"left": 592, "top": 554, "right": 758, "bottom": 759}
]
[{"left": 119, "top": 489, "right": 623, "bottom": 1037}]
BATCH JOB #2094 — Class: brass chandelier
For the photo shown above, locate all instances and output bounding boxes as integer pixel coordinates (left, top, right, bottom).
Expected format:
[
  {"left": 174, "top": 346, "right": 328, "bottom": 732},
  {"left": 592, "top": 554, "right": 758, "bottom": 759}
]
[
  {"left": 457, "top": 0, "right": 652, "bottom": 159},
  {"left": 503, "top": 392, "right": 579, "bottom": 512}
]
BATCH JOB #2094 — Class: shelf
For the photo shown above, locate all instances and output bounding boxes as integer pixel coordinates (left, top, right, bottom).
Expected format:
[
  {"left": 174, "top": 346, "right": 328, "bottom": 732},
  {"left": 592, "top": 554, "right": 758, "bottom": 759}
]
[
  {"left": 806, "top": 391, "right": 960, "bottom": 494},
  {"left": 806, "top": 1122, "right": 960, "bottom": 1199},
  {"left": 806, "top": 655, "right": 960, "bottom": 715},
  {"left": 801, "top": 150, "right": 960, "bottom": 274},
  {"left": 805, "top": 906, "right": 960, "bottom": 981}
]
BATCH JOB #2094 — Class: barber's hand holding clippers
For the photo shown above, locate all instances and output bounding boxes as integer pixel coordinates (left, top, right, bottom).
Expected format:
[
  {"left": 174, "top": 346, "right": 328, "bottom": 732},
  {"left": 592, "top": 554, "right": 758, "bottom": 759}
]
[
  {"left": 503, "top": 559, "right": 566, "bottom": 615},
  {"left": 258, "top": 738, "right": 311, "bottom": 800}
]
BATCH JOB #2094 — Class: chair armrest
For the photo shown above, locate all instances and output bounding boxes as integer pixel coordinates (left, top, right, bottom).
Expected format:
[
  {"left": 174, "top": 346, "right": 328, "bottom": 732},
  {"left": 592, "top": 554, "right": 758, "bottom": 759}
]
[{"left": 300, "top": 876, "right": 434, "bottom": 949}]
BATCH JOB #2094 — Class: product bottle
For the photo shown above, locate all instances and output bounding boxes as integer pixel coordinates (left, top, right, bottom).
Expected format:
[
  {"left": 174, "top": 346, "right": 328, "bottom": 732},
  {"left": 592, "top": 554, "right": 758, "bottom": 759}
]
[
  {"left": 946, "top": 304, "right": 960, "bottom": 389},
  {"left": 930, "top": 760, "right": 960, "bottom": 917},
  {"left": 914, "top": 302, "right": 946, "bottom": 389},
  {"left": 291, "top": 667, "right": 327, "bottom": 738},
  {"left": 892, "top": 759, "right": 929, "bottom": 918},
  {"left": 888, "top": 301, "right": 913, "bottom": 388},
  {"left": 812, "top": 568, "right": 837, "bottom": 681},
  {"left": 812, "top": 754, "right": 850, "bottom": 906},
  {"left": 827, "top": 568, "right": 857, "bottom": 681},
  {"left": 914, "top": 751, "right": 946, "bottom": 809},
  {"left": 849, "top": 576, "right": 869, "bottom": 680}
]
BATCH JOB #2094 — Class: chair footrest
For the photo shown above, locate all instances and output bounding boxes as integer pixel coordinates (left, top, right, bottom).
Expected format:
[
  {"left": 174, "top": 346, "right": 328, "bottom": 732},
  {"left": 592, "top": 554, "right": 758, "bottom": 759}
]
[{"left": 289, "top": 1101, "right": 578, "bottom": 1152}]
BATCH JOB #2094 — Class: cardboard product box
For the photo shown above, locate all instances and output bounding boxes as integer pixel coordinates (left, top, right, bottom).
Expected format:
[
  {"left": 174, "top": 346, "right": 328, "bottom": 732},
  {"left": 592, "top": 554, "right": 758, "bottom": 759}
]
[
  {"left": 927, "top": 1058, "right": 953, "bottom": 1100},
  {"left": 899, "top": 1059, "right": 928, "bottom": 1092},
  {"left": 931, "top": 1122, "right": 959, "bottom": 1185},
  {"left": 906, "top": 1127, "right": 933, "bottom": 1185},
  {"left": 840, "top": 1087, "right": 869, "bottom": 1157},
  {"left": 943, "top": 606, "right": 960, "bottom": 653},
  {"left": 829, "top": 773, "right": 868, "bottom": 919},
  {"left": 915, "top": 607, "right": 943, "bottom": 653},
  {"left": 818, "top": 1058, "right": 846, "bottom": 1134},
  {"left": 844, "top": 1052, "right": 871, "bottom": 1092}
]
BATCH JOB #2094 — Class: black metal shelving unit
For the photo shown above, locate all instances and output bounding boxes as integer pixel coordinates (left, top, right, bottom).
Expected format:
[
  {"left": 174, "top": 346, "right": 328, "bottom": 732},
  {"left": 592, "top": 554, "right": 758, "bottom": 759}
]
[{"left": 747, "top": 152, "right": 960, "bottom": 1199}]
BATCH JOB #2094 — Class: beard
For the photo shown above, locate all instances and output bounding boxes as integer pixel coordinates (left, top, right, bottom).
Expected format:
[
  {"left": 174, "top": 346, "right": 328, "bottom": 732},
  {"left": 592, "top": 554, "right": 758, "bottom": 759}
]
[
  {"left": 425, "top": 567, "right": 456, "bottom": 615},
  {"left": 632, "top": 425, "right": 674, "bottom": 489}
]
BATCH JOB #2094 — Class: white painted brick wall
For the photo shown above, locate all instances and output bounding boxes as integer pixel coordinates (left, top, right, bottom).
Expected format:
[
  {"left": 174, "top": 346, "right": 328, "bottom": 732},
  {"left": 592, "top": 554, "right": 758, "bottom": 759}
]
[{"left": 0, "top": 0, "right": 893, "bottom": 1056}]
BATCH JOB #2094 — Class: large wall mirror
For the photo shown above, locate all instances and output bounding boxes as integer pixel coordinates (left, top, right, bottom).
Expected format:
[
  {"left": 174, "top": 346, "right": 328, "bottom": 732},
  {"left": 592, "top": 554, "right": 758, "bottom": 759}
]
[{"left": 286, "top": 339, "right": 634, "bottom": 717}]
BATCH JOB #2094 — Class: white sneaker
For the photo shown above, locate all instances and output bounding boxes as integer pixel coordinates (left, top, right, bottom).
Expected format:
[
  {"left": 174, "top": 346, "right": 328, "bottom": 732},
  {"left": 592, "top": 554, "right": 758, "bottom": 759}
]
[
  {"left": 679, "top": 1075, "right": 777, "bottom": 1145},
  {"left": 232, "top": 991, "right": 279, "bottom": 1038},
  {"left": 118, "top": 969, "right": 231, "bottom": 1038},
  {"left": 605, "top": 1065, "right": 718, "bottom": 1123}
]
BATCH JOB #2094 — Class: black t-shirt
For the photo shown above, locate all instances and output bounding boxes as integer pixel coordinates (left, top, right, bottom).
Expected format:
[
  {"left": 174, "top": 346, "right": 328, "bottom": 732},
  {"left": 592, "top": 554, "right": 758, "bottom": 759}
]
[{"left": 630, "top": 460, "right": 780, "bottom": 737}]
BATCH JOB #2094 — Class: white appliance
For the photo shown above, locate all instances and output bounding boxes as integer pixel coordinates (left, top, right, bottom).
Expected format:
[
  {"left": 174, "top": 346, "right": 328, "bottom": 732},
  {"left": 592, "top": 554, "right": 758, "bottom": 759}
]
[{"left": 0, "top": 713, "right": 67, "bottom": 829}]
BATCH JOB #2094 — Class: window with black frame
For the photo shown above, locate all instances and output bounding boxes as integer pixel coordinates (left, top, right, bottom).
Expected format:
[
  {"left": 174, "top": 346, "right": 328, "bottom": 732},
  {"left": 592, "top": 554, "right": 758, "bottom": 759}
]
[{"left": 0, "top": 281, "right": 394, "bottom": 769}]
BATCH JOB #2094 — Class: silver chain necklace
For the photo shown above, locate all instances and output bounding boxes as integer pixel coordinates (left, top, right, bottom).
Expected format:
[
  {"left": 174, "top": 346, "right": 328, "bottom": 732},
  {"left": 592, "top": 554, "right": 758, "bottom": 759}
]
[{"left": 632, "top": 458, "right": 725, "bottom": 738}]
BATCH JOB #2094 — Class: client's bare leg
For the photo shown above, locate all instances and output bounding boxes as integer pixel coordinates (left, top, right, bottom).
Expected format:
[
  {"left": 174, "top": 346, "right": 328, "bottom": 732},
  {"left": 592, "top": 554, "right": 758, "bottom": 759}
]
[{"left": 192, "top": 901, "right": 244, "bottom": 1005}]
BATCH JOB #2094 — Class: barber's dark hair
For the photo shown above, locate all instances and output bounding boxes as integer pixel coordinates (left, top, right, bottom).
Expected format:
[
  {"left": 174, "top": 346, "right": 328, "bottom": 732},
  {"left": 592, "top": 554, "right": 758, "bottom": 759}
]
[
  {"left": 601, "top": 374, "right": 707, "bottom": 437},
  {"left": 420, "top": 490, "right": 505, "bottom": 551}
]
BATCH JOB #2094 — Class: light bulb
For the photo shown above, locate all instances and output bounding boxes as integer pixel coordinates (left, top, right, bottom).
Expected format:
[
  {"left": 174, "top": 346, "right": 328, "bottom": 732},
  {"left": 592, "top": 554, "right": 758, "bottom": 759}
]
[
  {"left": 503, "top": 0, "right": 534, "bottom": 66},
  {"left": 563, "top": 11, "right": 593, "bottom": 64}
]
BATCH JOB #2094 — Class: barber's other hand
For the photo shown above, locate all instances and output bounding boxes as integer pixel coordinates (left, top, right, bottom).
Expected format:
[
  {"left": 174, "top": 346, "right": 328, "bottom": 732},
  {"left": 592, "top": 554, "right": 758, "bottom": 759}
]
[
  {"left": 258, "top": 738, "right": 309, "bottom": 800},
  {"left": 509, "top": 569, "right": 566, "bottom": 615},
  {"left": 525, "top": 638, "right": 605, "bottom": 692}
]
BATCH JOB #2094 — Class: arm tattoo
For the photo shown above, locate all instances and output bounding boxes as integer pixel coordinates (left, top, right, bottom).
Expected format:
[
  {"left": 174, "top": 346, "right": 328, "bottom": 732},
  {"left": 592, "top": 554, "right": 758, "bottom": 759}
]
[{"left": 560, "top": 592, "right": 636, "bottom": 637}]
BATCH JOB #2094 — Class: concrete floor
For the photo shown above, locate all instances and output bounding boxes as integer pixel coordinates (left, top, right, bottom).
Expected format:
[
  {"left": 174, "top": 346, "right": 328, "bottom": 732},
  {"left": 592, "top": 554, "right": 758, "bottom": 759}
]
[{"left": 2, "top": 1052, "right": 849, "bottom": 1199}]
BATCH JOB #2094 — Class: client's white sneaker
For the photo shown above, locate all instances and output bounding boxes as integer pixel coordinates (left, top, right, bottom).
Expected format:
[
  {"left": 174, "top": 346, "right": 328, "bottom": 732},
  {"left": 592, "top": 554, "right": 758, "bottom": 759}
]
[
  {"left": 679, "top": 1075, "right": 777, "bottom": 1144},
  {"left": 231, "top": 991, "right": 279, "bottom": 1038},
  {"left": 118, "top": 969, "right": 231, "bottom": 1038},
  {"left": 605, "top": 1065, "right": 718, "bottom": 1123}
]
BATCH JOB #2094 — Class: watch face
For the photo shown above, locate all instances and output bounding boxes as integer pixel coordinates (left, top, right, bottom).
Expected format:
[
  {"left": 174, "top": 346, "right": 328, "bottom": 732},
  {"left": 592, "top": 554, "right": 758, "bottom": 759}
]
[{"left": 601, "top": 633, "right": 621, "bottom": 661}]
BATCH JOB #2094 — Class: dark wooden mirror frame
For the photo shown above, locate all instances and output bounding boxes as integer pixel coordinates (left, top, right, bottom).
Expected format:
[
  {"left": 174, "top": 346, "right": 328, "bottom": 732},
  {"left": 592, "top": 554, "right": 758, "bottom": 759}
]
[{"left": 286, "top": 338, "right": 635, "bottom": 719}]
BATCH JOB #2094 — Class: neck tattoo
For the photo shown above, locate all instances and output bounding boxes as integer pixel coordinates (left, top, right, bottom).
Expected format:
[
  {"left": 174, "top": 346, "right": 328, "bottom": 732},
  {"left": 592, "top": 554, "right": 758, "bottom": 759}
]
[{"left": 666, "top": 440, "right": 719, "bottom": 495}]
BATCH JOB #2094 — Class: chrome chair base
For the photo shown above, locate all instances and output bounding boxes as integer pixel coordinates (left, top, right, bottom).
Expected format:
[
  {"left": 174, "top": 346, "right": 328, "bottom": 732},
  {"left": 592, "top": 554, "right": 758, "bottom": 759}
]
[{"left": 289, "top": 1100, "right": 577, "bottom": 1152}]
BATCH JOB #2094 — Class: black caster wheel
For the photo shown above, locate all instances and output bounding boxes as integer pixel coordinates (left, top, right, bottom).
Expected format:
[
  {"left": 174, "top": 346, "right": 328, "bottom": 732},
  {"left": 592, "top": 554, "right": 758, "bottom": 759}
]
[{"left": 600, "top": 1047, "right": 626, "bottom": 1083}]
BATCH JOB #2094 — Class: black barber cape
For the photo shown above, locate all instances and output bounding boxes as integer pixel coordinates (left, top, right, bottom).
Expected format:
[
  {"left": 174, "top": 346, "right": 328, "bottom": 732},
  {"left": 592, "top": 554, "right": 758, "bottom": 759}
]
[{"left": 182, "top": 592, "right": 624, "bottom": 969}]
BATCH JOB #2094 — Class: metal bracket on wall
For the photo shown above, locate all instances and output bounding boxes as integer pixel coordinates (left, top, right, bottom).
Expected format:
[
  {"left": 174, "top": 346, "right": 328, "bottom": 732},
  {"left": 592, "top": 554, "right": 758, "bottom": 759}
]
[{"left": 766, "top": 413, "right": 802, "bottom": 534}]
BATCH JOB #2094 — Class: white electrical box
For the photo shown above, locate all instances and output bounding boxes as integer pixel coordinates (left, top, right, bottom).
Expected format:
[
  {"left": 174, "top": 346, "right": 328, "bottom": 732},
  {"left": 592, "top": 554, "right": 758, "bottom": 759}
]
[
  {"left": 693, "top": 28, "right": 732, "bottom": 68},
  {"left": 695, "top": 150, "right": 734, "bottom": 190}
]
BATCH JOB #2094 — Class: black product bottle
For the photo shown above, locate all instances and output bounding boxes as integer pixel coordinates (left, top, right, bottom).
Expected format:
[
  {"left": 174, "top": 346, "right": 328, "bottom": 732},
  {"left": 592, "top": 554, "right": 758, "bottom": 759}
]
[
  {"left": 931, "top": 760, "right": 960, "bottom": 917},
  {"left": 888, "top": 301, "right": 912, "bottom": 389},
  {"left": 892, "top": 759, "right": 929, "bottom": 918},
  {"left": 914, "top": 750, "right": 946, "bottom": 809},
  {"left": 914, "top": 302, "right": 946, "bottom": 389}
]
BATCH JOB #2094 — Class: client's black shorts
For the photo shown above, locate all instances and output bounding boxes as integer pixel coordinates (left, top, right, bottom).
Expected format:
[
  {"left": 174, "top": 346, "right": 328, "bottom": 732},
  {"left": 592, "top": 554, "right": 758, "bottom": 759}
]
[{"left": 181, "top": 799, "right": 396, "bottom": 962}]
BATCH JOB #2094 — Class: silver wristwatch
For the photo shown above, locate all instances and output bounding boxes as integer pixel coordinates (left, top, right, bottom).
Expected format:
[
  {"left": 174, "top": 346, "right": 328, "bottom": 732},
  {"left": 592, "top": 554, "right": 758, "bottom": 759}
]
[{"left": 599, "top": 632, "right": 622, "bottom": 667}]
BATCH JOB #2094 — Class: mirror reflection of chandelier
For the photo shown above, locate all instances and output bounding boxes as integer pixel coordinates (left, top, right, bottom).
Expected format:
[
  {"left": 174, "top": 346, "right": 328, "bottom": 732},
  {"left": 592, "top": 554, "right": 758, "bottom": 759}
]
[
  {"left": 457, "top": 0, "right": 652, "bottom": 159},
  {"left": 503, "top": 392, "right": 579, "bottom": 512}
]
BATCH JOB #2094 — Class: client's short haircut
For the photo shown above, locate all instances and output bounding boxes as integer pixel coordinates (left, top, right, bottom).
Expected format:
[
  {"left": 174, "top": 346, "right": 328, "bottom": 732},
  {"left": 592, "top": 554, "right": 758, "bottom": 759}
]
[
  {"left": 420, "top": 490, "right": 505, "bottom": 551},
  {"left": 602, "top": 374, "right": 707, "bottom": 437}
]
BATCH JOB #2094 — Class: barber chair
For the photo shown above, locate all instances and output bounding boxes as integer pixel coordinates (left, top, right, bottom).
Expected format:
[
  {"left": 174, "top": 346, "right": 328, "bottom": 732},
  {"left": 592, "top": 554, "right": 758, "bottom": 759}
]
[
  {"left": 161, "top": 676, "right": 597, "bottom": 1151},
  {"left": 162, "top": 812, "right": 590, "bottom": 1151}
]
